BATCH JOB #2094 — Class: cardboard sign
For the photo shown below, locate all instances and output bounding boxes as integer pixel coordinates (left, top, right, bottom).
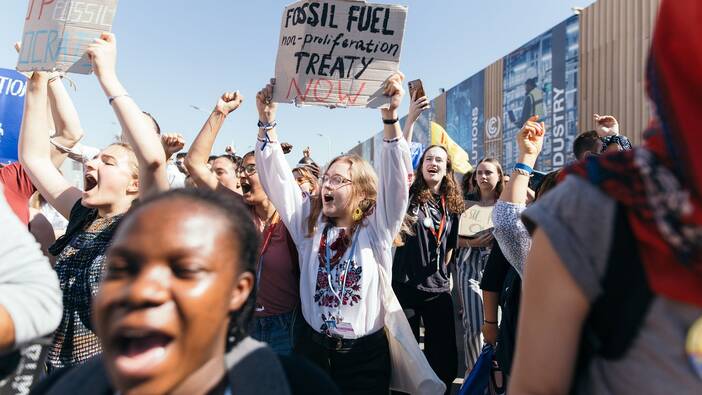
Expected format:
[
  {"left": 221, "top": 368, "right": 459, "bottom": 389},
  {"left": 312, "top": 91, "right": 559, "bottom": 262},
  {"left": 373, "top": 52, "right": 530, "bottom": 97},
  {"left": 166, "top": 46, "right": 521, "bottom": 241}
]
[
  {"left": 0, "top": 69, "right": 27, "bottom": 163},
  {"left": 17, "top": 0, "right": 118, "bottom": 75},
  {"left": 459, "top": 204, "right": 494, "bottom": 237},
  {"left": 274, "top": 0, "right": 407, "bottom": 108}
]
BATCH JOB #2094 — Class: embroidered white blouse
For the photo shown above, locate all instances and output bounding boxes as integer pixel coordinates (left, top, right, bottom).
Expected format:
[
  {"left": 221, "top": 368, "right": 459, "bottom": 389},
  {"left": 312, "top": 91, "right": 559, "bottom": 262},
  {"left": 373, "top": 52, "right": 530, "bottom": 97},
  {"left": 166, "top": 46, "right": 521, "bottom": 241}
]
[{"left": 256, "top": 138, "right": 411, "bottom": 339}]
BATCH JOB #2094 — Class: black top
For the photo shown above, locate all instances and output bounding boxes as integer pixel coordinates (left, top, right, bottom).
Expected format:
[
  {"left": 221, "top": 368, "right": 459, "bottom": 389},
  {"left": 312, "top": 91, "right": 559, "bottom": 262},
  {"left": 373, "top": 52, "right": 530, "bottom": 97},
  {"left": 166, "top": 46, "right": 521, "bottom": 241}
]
[
  {"left": 30, "top": 340, "right": 340, "bottom": 395},
  {"left": 48, "top": 200, "right": 123, "bottom": 368},
  {"left": 480, "top": 240, "right": 510, "bottom": 292},
  {"left": 392, "top": 194, "right": 459, "bottom": 292}
]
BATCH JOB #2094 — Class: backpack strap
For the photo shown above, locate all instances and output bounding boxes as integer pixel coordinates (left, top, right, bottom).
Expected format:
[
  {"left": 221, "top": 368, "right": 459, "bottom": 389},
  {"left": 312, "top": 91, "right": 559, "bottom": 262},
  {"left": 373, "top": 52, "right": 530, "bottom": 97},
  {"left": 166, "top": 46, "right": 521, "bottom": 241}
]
[{"left": 571, "top": 205, "right": 654, "bottom": 392}]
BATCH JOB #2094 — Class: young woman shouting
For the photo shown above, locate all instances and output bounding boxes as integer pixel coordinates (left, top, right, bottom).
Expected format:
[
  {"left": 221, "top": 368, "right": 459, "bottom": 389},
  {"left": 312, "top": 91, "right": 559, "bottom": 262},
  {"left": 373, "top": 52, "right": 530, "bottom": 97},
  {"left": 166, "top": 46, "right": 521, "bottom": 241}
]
[{"left": 252, "top": 74, "right": 416, "bottom": 394}]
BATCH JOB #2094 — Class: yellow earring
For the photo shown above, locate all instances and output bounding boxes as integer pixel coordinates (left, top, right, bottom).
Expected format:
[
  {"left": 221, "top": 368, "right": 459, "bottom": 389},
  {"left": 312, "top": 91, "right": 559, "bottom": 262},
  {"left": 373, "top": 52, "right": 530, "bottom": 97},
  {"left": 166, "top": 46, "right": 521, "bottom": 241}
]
[{"left": 352, "top": 207, "right": 363, "bottom": 222}]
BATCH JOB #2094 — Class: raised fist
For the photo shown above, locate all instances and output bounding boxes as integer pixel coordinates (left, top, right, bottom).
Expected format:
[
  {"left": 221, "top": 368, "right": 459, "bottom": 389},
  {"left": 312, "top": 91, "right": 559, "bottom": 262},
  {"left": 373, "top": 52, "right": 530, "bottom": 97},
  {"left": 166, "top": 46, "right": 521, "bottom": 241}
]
[
  {"left": 517, "top": 115, "right": 546, "bottom": 157},
  {"left": 593, "top": 114, "right": 620, "bottom": 137},
  {"left": 215, "top": 91, "right": 244, "bottom": 116},
  {"left": 161, "top": 133, "right": 186, "bottom": 158}
]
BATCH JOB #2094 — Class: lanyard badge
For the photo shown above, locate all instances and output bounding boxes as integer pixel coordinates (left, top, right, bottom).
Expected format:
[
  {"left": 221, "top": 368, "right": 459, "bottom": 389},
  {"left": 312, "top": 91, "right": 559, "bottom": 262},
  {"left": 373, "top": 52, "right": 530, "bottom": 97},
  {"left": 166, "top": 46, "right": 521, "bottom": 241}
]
[
  {"left": 422, "top": 195, "right": 446, "bottom": 271},
  {"left": 324, "top": 225, "right": 361, "bottom": 324}
]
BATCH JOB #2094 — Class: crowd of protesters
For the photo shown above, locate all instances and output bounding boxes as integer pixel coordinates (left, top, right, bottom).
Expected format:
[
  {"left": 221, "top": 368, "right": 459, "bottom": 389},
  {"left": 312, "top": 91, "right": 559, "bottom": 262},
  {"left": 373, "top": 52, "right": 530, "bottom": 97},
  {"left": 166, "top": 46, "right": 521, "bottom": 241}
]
[{"left": 1, "top": 0, "right": 701, "bottom": 394}]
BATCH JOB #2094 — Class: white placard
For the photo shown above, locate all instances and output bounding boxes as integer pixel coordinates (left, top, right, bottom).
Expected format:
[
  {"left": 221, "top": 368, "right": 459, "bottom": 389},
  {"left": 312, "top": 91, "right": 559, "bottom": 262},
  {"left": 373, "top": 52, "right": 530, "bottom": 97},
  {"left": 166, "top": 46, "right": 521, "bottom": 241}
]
[
  {"left": 459, "top": 204, "right": 494, "bottom": 237},
  {"left": 273, "top": 0, "right": 407, "bottom": 108}
]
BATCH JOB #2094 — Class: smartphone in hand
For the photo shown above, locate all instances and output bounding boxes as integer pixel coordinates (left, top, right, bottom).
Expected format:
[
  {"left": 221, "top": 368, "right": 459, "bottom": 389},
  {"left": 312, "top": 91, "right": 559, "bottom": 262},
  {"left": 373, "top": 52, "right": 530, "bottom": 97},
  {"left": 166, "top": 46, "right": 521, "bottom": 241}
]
[{"left": 408, "top": 79, "right": 426, "bottom": 100}]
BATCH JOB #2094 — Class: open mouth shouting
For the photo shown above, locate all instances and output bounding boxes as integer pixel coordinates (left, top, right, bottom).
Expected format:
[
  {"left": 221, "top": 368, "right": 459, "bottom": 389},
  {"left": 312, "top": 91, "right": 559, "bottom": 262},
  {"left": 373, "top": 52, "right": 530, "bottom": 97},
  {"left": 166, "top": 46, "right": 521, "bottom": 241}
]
[
  {"left": 111, "top": 326, "right": 174, "bottom": 377},
  {"left": 84, "top": 173, "right": 98, "bottom": 192},
  {"left": 424, "top": 166, "right": 441, "bottom": 179},
  {"left": 323, "top": 193, "right": 334, "bottom": 205},
  {"left": 240, "top": 180, "right": 252, "bottom": 195}
]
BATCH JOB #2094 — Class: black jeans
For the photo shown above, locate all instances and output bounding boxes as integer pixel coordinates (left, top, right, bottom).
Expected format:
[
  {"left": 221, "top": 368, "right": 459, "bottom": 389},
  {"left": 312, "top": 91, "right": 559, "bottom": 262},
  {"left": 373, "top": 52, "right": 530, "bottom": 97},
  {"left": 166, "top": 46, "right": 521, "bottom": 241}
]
[
  {"left": 295, "top": 323, "right": 391, "bottom": 395},
  {"left": 393, "top": 283, "right": 458, "bottom": 393}
]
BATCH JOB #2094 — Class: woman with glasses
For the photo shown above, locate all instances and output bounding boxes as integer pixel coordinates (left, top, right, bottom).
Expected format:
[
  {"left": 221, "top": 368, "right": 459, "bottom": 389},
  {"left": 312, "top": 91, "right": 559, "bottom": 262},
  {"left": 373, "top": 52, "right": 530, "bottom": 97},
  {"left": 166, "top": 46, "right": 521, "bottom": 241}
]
[
  {"left": 184, "top": 92, "right": 302, "bottom": 356},
  {"left": 252, "top": 74, "right": 418, "bottom": 394}
]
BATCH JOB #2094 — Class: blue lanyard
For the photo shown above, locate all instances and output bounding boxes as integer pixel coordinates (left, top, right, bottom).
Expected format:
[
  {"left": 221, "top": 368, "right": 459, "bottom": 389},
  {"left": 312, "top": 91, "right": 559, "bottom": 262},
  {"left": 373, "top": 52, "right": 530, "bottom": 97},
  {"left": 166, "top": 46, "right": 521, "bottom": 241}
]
[{"left": 324, "top": 225, "right": 361, "bottom": 306}]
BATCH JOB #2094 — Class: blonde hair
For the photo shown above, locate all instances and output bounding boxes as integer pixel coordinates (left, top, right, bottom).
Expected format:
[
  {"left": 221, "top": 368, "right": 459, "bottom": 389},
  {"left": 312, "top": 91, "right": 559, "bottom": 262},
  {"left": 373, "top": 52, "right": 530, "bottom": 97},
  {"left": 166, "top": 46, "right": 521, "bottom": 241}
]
[
  {"left": 107, "top": 142, "right": 139, "bottom": 180},
  {"left": 29, "top": 191, "right": 44, "bottom": 210},
  {"left": 306, "top": 154, "right": 378, "bottom": 237}
]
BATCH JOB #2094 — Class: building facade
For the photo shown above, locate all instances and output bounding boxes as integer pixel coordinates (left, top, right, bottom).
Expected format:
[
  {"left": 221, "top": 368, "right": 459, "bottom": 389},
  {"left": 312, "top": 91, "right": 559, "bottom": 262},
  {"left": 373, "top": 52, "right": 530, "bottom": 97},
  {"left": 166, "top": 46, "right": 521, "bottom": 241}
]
[{"left": 349, "top": 0, "right": 660, "bottom": 172}]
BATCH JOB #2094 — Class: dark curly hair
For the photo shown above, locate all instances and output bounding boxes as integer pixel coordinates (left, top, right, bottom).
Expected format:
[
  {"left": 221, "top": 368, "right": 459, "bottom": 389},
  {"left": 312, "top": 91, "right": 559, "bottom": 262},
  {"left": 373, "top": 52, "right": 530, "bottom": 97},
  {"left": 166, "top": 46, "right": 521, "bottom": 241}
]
[
  {"left": 116, "top": 188, "right": 259, "bottom": 351},
  {"left": 398, "top": 145, "right": 465, "bottom": 242},
  {"left": 409, "top": 145, "right": 465, "bottom": 214}
]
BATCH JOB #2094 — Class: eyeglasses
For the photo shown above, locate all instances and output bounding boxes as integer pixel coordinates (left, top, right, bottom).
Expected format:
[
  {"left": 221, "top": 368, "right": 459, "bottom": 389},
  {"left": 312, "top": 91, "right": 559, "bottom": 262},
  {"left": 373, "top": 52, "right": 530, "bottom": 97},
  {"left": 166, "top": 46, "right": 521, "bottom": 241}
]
[
  {"left": 321, "top": 174, "right": 351, "bottom": 189},
  {"left": 238, "top": 163, "right": 257, "bottom": 176}
]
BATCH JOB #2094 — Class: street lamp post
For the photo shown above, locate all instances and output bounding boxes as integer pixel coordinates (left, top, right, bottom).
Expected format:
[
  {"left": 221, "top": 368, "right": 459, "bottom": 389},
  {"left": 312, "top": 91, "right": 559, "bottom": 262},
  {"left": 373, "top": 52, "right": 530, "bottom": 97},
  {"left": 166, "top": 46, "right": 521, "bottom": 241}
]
[{"left": 317, "top": 132, "right": 332, "bottom": 163}]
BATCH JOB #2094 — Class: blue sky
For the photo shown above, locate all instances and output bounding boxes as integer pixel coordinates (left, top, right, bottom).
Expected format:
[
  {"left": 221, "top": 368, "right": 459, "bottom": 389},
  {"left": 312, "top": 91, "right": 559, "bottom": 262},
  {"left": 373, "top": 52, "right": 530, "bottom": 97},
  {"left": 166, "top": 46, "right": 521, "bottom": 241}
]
[{"left": 1, "top": 0, "right": 595, "bottom": 166}]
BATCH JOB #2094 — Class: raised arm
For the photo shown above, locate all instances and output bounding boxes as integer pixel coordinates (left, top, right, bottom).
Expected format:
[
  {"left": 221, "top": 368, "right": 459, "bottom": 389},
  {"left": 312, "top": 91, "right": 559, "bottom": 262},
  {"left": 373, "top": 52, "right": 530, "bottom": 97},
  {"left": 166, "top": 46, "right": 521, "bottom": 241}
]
[
  {"left": 372, "top": 73, "right": 412, "bottom": 247},
  {"left": 47, "top": 76, "right": 84, "bottom": 167},
  {"left": 254, "top": 80, "right": 307, "bottom": 242},
  {"left": 500, "top": 116, "right": 543, "bottom": 205},
  {"left": 493, "top": 116, "right": 545, "bottom": 276},
  {"left": 18, "top": 73, "right": 82, "bottom": 220},
  {"left": 184, "top": 92, "right": 243, "bottom": 190},
  {"left": 15, "top": 42, "right": 83, "bottom": 168},
  {"left": 402, "top": 94, "right": 430, "bottom": 143},
  {"left": 86, "top": 33, "right": 168, "bottom": 198}
]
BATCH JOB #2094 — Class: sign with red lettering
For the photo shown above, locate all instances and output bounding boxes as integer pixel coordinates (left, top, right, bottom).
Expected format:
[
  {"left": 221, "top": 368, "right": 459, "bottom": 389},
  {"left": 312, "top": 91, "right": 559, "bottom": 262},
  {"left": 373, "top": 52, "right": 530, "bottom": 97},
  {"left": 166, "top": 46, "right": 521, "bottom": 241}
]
[
  {"left": 274, "top": 0, "right": 407, "bottom": 108},
  {"left": 17, "top": 0, "right": 118, "bottom": 75}
]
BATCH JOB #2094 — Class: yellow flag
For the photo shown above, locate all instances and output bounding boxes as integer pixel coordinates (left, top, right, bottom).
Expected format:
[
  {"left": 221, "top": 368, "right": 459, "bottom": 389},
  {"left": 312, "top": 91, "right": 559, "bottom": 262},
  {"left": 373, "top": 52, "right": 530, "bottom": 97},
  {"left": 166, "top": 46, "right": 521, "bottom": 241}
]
[{"left": 430, "top": 122, "right": 472, "bottom": 174}]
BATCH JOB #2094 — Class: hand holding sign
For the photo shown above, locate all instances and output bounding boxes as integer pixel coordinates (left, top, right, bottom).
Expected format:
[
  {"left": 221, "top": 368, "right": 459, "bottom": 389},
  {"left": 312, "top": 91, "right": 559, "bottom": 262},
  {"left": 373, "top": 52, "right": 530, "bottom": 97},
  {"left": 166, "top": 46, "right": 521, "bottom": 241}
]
[
  {"left": 86, "top": 33, "right": 117, "bottom": 80},
  {"left": 381, "top": 72, "right": 404, "bottom": 119},
  {"left": 215, "top": 91, "right": 244, "bottom": 117},
  {"left": 256, "top": 79, "right": 278, "bottom": 124}
]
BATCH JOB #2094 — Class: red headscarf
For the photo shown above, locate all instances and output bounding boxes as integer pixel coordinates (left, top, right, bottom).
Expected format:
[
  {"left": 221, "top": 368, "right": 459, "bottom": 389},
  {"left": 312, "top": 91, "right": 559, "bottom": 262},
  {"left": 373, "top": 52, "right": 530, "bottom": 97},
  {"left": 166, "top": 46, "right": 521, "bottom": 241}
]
[{"left": 563, "top": 0, "right": 702, "bottom": 307}]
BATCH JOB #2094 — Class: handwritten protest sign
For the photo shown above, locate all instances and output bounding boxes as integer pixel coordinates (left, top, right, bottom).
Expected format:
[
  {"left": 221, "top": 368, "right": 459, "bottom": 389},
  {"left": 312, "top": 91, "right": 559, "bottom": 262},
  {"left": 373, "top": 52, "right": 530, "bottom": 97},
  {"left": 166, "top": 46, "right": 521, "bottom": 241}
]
[
  {"left": 274, "top": 0, "right": 407, "bottom": 108},
  {"left": 458, "top": 205, "right": 494, "bottom": 238},
  {"left": 17, "top": 0, "right": 118, "bottom": 75}
]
